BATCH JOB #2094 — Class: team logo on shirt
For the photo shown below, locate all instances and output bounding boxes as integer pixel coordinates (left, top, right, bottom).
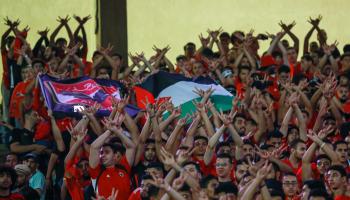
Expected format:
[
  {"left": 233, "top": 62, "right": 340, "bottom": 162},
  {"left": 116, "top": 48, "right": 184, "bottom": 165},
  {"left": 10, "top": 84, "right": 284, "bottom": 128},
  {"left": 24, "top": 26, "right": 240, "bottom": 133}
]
[{"left": 119, "top": 172, "right": 124, "bottom": 177}]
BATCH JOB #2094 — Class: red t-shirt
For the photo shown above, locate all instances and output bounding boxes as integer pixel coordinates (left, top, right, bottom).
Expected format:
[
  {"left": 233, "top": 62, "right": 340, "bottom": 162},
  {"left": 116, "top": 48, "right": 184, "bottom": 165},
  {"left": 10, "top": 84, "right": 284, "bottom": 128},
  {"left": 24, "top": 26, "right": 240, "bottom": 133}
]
[
  {"left": 64, "top": 159, "right": 91, "bottom": 200},
  {"left": 89, "top": 156, "right": 131, "bottom": 200},
  {"left": 192, "top": 156, "right": 216, "bottom": 176},
  {"left": 9, "top": 80, "right": 32, "bottom": 119}
]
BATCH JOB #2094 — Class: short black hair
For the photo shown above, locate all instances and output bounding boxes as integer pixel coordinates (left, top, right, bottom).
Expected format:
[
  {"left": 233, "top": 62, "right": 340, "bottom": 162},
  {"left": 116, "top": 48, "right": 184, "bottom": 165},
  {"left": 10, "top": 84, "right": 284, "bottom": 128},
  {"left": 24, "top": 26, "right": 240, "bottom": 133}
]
[
  {"left": 194, "top": 135, "right": 208, "bottom": 143},
  {"left": 216, "top": 153, "right": 233, "bottom": 164},
  {"left": 102, "top": 143, "right": 126, "bottom": 154},
  {"left": 278, "top": 65, "right": 290, "bottom": 74},
  {"left": 333, "top": 141, "right": 348, "bottom": 150},
  {"left": 176, "top": 55, "right": 186, "bottom": 62},
  {"left": 290, "top": 139, "right": 305, "bottom": 149},
  {"left": 145, "top": 138, "right": 155, "bottom": 145},
  {"left": 214, "top": 182, "right": 238, "bottom": 196},
  {"left": 266, "top": 130, "right": 283, "bottom": 140},
  {"left": 110, "top": 52, "right": 122, "bottom": 60},
  {"left": 200, "top": 175, "right": 217, "bottom": 188},
  {"left": 283, "top": 172, "right": 297, "bottom": 178},
  {"left": 215, "top": 141, "right": 231, "bottom": 153},
  {"left": 315, "top": 154, "right": 331, "bottom": 162},
  {"left": 0, "top": 165, "right": 17, "bottom": 189},
  {"left": 327, "top": 165, "right": 347, "bottom": 177},
  {"left": 184, "top": 42, "right": 196, "bottom": 51},
  {"left": 182, "top": 161, "right": 200, "bottom": 172},
  {"left": 146, "top": 162, "right": 165, "bottom": 173},
  {"left": 343, "top": 44, "right": 350, "bottom": 53},
  {"left": 235, "top": 159, "right": 248, "bottom": 168}
]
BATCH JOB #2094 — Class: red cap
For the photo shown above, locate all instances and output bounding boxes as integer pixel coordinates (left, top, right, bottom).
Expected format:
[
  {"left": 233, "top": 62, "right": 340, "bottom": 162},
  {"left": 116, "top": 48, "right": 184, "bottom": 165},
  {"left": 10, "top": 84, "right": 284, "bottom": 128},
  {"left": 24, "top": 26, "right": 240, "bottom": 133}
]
[{"left": 260, "top": 55, "right": 276, "bottom": 68}]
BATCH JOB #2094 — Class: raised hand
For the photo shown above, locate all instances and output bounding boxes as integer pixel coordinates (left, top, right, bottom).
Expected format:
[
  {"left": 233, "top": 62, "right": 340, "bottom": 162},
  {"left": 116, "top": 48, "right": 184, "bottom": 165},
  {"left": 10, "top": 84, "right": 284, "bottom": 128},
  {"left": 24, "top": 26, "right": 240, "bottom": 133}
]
[
  {"left": 23, "top": 25, "right": 30, "bottom": 33},
  {"left": 82, "top": 15, "right": 91, "bottom": 23},
  {"left": 128, "top": 52, "right": 141, "bottom": 65},
  {"left": 193, "top": 87, "right": 205, "bottom": 97},
  {"left": 207, "top": 27, "right": 223, "bottom": 40},
  {"left": 218, "top": 111, "right": 233, "bottom": 127},
  {"left": 193, "top": 100, "right": 206, "bottom": 113},
  {"left": 76, "top": 128, "right": 88, "bottom": 142},
  {"left": 57, "top": 15, "right": 70, "bottom": 25},
  {"left": 149, "top": 173, "right": 170, "bottom": 190},
  {"left": 37, "top": 27, "right": 49, "bottom": 37},
  {"left": 160, "top": 147, "right": 176, "bottom": 166},
  {"left": 3, "top": 17, "right": 12, "bottom": 27},
  {"left": 172, "top": 172, "right": 187, "bottom": 190},
  {"left": 256, "top": 161, "right": 272, "bottom": 180},
  {"left": 170, "top": 107, "right": 182, "bottom": 118},
  {"left": 308, "top": 15, "right": 322, "bottom": 27},
  {"left": 199, "top": 33, "right": 210, "bottom": 47},
  {"left": 66, "top": 122, "right": 79, "bottom": 141}
]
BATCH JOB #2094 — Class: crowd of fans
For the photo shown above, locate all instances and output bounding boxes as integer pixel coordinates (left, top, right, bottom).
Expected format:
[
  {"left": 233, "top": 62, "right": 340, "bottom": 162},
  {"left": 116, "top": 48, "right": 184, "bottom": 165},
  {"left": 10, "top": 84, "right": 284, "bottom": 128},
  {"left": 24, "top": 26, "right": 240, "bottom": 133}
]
[{"left": 0, "top": 14, "right": 349, "bottom": 200}]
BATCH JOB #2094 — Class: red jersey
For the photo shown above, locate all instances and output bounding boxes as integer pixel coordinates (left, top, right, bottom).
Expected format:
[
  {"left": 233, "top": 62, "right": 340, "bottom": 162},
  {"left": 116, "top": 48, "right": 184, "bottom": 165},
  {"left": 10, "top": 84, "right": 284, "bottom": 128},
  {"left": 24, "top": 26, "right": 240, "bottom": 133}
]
[
  {"left": 64, "top": 159, "right": 91, "bottom": 200},
  {"left": 89, "top": 156, "right": 131, "bottom": 200},
  {"left": 9, "top": 80, "right": 32, "bottom": 119}
]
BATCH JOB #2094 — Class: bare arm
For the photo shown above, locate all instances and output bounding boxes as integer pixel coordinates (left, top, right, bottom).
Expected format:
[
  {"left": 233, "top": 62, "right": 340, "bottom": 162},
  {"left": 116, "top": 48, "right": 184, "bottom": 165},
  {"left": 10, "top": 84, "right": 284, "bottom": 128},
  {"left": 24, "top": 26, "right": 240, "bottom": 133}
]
[
  {"left": 89, "top": 130, "right": 112, "bottom": 168},
  {"left": 204, "top": 125, "right": 225, "bottom": 165}
]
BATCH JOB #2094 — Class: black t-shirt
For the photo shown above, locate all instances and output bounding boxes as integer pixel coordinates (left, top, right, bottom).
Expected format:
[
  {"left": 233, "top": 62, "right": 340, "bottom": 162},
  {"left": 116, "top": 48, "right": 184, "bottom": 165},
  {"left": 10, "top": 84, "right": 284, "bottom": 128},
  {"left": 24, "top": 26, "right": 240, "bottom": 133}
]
[{"left": 10, "top": 128, "right": 34, "bottom": 145}]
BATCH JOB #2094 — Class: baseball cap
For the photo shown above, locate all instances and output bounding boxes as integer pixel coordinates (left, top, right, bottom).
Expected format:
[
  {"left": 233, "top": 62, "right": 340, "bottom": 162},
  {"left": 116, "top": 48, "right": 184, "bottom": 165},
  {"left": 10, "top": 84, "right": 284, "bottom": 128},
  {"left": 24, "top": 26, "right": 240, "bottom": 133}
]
[{"left": 14, "top": 164, "right": 31, "bottom": 176}]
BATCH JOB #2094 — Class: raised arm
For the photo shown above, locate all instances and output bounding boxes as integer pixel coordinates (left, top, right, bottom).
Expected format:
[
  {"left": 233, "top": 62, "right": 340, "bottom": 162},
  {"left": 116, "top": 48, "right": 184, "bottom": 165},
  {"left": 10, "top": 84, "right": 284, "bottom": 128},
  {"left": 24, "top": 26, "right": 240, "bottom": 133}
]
[
  {"left": 50, "top": 17, "right": 66, "bottom": 46},
  {"left": 64, "top": 129, "right": 87, "bottom": 166},
  {"left": 33, "top": 28, "right": 49, "bottom": 57},
  {"left": 1, "top": 17, "right": 19, "bottom": 52},
  {"left": 48, "top": 110, "right": 66, "bottom": 152},
  {"left": 204, "top": 124, "right": 226, "bottom": 165},
  {"left": 89, "top": 130, "right": 112, "bottom": 168},
  {"left": 279, "top": 21, "right": 299, "bottom": 54}
]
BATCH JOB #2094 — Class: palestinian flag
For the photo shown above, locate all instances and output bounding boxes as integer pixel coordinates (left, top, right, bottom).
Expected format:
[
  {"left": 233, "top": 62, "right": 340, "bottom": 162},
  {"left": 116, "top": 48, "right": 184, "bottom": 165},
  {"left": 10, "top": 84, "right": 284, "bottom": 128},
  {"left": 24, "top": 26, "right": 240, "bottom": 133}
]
[{"left": 134, "top": 71, "right": 233, "bottom": 118}]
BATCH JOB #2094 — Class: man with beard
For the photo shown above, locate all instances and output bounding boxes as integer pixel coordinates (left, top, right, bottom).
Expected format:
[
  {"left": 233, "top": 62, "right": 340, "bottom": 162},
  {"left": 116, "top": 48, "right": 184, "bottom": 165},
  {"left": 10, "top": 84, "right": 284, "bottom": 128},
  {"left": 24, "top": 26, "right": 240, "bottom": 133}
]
[
  {"left": 22, "top": 153, "right": 45, "bottom": 200},
  {"left": 133, "top": 139, "right": 158, "bottom": 186},
  {"left": 63, "top": 129, "right": 91, "bottom": 200},
  {"left": 0, "top": 165, "right": 24, "bottom": 200},
  {"left": 128, "top": 174, "right": 159, "bottom": 200},
  {"left": 13, "top": 164, "right": 39, "bottom": 200},
  {"left": 282, "top": 139, "right": 307, "bottom": 174}
]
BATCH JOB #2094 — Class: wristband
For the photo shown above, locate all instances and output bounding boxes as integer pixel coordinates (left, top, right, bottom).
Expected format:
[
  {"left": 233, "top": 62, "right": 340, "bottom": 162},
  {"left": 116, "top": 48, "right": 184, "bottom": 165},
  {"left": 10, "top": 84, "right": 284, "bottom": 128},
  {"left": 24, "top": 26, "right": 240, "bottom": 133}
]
[{"left": 320, "top": 142, "right": 326, "bottom": 149}]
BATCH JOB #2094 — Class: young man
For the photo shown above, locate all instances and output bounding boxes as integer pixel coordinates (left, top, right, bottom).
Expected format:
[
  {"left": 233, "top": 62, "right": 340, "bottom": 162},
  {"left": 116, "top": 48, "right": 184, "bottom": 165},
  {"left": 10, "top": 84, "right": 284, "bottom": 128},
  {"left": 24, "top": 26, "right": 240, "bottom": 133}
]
[
  {"left": 0, "top": 165, "right": 24, "bottom": 200},
  {"left": 9, "top": 109, "right": 47, "bottom": 155},
  {"left": 89, "top": 123, "right": 136, "bottom": 200},
  {"left": 13, "top": 164, "right": 40, "bottom": 200},
  {"left": 282, "top": 173, "right": 300, "bottom": 200},
  {"left": 282, "top": 139, "right": 307, "bottom": 174},
  {"left": 326, "top": 165, "right": 350, "bottom": 199},
  {"left": 215, "top": 154, "right": 233, "bottom": 183},
  {"left": 64, "top": 129, "right": 91, "bottom": 200},
  {"left": 22, "top": 153, "right": 45, "bottom": 200},
  {"left": 5, "top": 153, "right": 18, "bottom": 168}
]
